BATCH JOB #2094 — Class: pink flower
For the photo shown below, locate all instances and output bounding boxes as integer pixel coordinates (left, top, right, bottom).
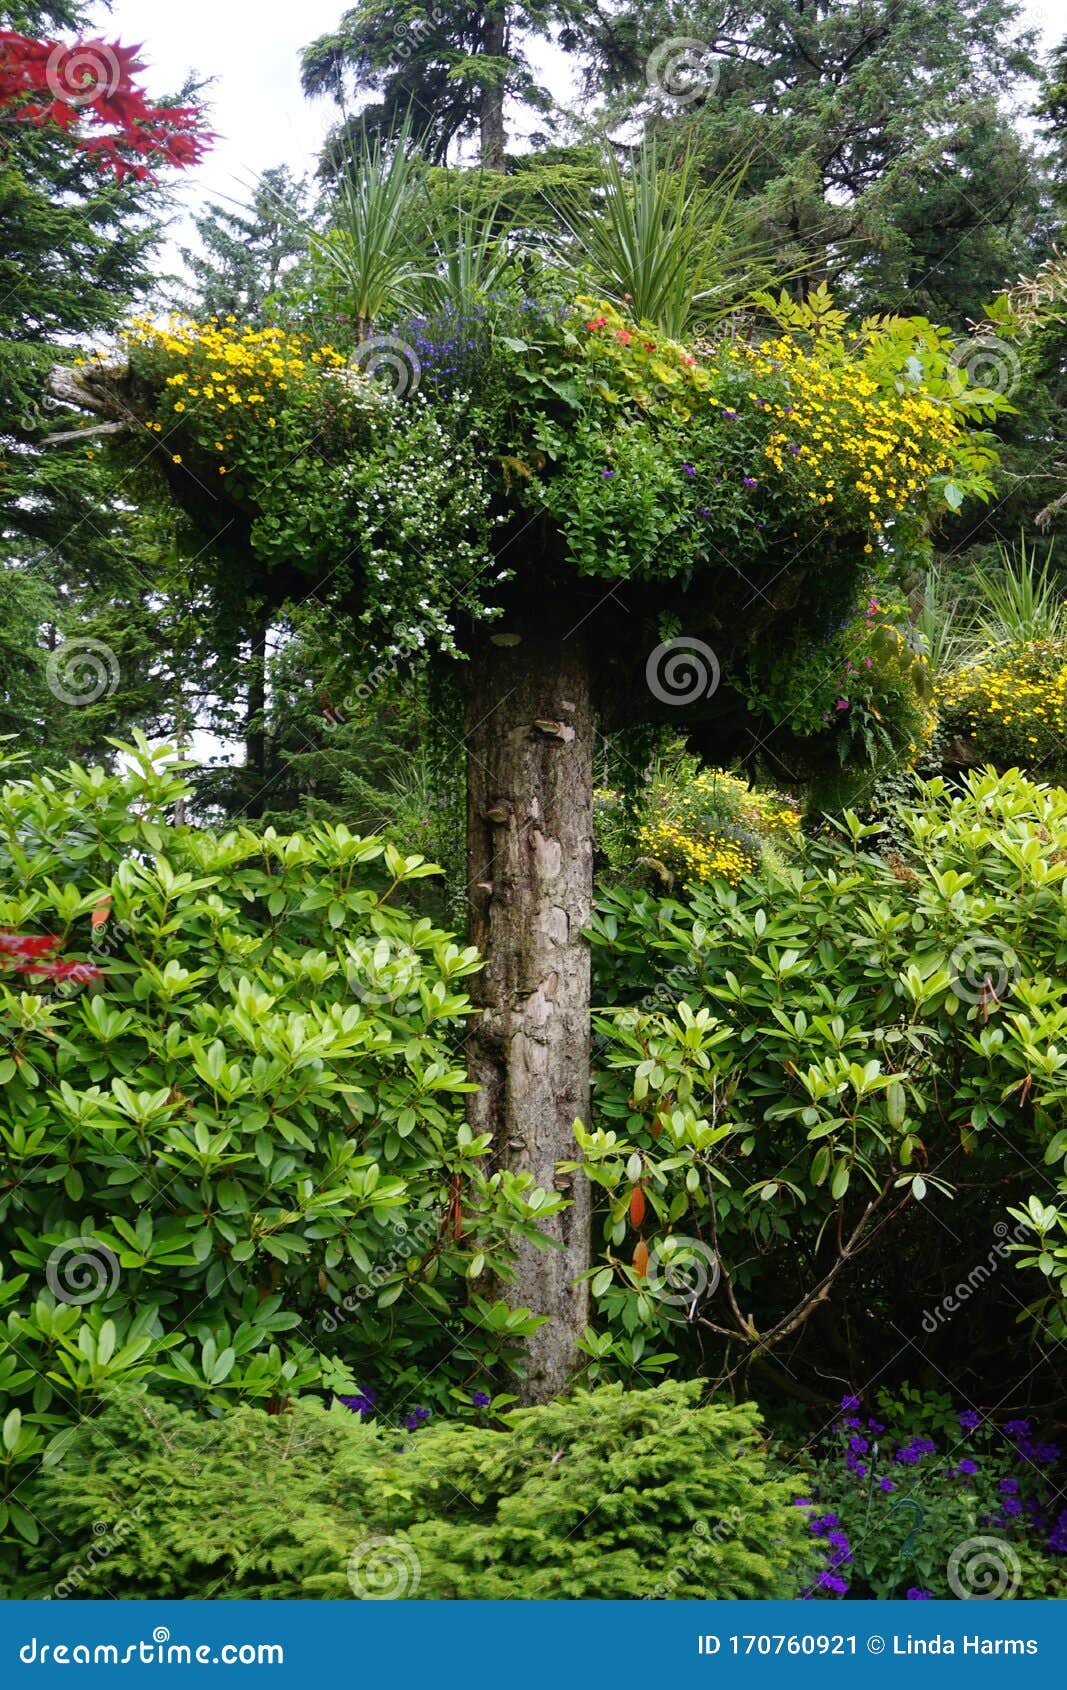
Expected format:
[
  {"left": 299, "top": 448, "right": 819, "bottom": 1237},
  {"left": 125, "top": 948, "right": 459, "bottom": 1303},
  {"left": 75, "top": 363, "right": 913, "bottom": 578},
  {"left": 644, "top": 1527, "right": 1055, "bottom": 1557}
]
[
  {"left": 614, "top": 329, "right": 632, "bottom": 344},
  {"left": 836, "top": 699, "right": 850, "bottom": 710}
]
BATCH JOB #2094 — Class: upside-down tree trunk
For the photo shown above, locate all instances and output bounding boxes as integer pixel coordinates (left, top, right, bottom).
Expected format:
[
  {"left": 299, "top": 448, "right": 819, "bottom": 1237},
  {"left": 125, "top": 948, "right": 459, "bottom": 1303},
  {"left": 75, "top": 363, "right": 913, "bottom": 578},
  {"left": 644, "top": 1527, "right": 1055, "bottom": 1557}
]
[{"left": 465, "top": 609, "right": 594, "bottom": 1402}]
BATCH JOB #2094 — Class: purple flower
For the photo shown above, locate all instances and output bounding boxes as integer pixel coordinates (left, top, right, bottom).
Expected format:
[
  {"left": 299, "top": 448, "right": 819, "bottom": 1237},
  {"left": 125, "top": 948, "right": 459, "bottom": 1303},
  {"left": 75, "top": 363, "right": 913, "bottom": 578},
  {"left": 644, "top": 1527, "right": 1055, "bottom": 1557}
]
[
  {"left": 999, "top": 1478, "right": 1019, "bottom": 1495},
  {"left": 868, "top": 1420, "right": 886, "bottom": 1435},
  {"left": 811, "top": 1513, "right": 840, "bottom": 1536},
  {"left": 959, "top": 1409, "right": 982, "bottom": 1432},
  {"left": 956, "top": 1459, "right": 979, "bottom": 1477},
  {"left": 817, "top": 1571, "right": 849, "bottom": 1594},
  {"left": 1004, "top": 1419, "right": 1031, "bottom": 1439},
  {"left": 793, "top": 1498, "right": 814, "bottom": 1508},
  {"left": 849, "top": 1436, "right": 869, "bottom": 1455},
  {"left": 471, "top": 1390, "right": 491, "bottom": 1408},
  {"left": 1002, "top": 1498, "right": 1023, "bottom": 1517},
  {"left": 842, "top": 1416, "right": 863, "bottom": 1430},
  {"left": 601, "top": 468, "right": 615, "bottom": 479},
  {"left": 402, "top": 1405, "right": 431, "bottom": 1430},
  {"left": 879, "top": 1477, "right": 895, "bottom": 1493},
  {"left": 787, "top": 441, "right": 801, "bottom": 456},
  {"left": 742, "top": 475, "right": 758, "bottom": 488},
  {"left": 722, "top": 408, "right": 738, "bottom": 422},
  {"left": 682, "top": 463, "right": 696, "bottom": 477},
  {"left": 337, "top": 1390, "right": 375, "bottom": 1419},
  {"left": 907, "top": 1588, "right": 933, "bottom": 1600}
]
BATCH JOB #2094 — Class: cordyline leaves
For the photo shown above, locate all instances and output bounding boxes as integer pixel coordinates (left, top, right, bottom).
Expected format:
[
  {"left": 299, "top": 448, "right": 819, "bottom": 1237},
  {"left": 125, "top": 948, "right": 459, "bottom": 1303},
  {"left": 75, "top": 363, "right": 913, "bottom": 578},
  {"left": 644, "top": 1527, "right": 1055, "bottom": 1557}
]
[{"left": 0, "top": 29, "right": 213, "bottom": 180}]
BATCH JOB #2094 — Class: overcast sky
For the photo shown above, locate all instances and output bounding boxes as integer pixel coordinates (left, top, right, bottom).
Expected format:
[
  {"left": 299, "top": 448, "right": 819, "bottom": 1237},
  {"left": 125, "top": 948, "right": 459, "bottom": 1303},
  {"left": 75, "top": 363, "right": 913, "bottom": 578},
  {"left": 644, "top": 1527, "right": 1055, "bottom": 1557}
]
[{"left": 100, "top": 0, "right": 1064, "bottom": 268}]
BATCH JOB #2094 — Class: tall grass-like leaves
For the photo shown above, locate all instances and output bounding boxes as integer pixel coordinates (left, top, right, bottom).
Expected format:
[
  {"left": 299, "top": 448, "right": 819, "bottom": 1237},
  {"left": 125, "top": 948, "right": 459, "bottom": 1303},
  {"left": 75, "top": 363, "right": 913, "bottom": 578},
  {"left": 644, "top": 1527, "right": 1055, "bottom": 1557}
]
[
  {"left": 974, "top": 535, "right": 1067, "bottom": 651},
  {"left": 416, "top": 193, "right": 519, "bottom": 315},
  {"left": 916, "top": 562, "right": 974, "bottom": 681},
  {"left": 553, "top": 143, "right": 777, "bottom": 338},
  {"left": 312, "top": 130, "right": 433, "bottom": 337}
]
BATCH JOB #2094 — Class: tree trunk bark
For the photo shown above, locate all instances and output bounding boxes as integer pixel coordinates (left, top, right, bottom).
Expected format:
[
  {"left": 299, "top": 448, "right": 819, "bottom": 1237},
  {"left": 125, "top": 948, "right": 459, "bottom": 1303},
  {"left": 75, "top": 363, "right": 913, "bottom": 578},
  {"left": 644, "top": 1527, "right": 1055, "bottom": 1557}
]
[
  {"left": 244, "top": 613, "right": 269, "bottom": 816},
  {"left": 479, "top": 6, "right": 507, "bottom": 171},
  {"left": 465, "top": 612, "right": 594, "bottom": 1402}
]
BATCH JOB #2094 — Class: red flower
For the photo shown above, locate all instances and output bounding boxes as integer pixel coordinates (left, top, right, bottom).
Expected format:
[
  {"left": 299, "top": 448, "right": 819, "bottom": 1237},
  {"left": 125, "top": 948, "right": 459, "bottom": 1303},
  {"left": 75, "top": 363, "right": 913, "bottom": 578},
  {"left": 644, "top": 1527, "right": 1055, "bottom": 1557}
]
[
  {"left": 24, "top": 959, "right": 106, "bottom": 982},
  {"left": 585, "top": 316, "right": 608, "bottom": 331},
  {"left": 614, "top": 329, "right": 632, "bottom": 345},
  {"left": 0, "top": 932, "right": 61, "bottom": 959}
]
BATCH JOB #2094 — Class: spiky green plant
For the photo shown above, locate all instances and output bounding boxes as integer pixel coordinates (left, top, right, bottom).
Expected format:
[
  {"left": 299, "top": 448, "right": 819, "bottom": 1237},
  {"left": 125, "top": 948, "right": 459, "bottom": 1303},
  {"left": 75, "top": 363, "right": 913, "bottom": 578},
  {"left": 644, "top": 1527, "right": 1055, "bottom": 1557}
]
[
  {"left": 973, "top": 535, "right": 1067, "bottom": 650},
  {"left": 311, "top": 127, "right": 433, "bottom": 337},
  {"left": 553, "top": 142, "right": 777, "bottom": 338}
]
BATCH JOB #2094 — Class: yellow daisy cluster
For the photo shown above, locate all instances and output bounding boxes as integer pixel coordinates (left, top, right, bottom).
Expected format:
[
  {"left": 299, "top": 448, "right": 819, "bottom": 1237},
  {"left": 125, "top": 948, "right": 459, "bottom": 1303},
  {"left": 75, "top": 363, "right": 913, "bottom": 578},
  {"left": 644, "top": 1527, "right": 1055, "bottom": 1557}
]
[
  {"left": 120, "top": 316, "right": 357, "bottom": 473},
  {"left": 640, "top": 817, "right": 760, "bottom": 887},
  {"left": 731, "top": 338, "right": 964, "bottom": 529},
  {"left": 640, "top": 769, "right": 800, "bottom": 887},
  {"left": 938, "top": 640, "right": 1067, "bottom": 765}
]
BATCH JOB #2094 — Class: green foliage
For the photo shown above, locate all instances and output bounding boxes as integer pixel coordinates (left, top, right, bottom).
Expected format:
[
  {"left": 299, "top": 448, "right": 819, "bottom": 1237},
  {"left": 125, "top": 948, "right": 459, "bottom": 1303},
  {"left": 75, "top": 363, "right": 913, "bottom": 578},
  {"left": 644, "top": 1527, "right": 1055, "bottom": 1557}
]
[
  {"left": 553, "top": 142, "right": 776, "bottom": 338},
  {"left": 310, "top": 129, "right": 434, "bottom": 335},
  {"left": 0, "top": 743, "right": 561, "bottom": 1550},
  {"left": 300, "top": 0, "right": 591, "bottom": 170},
  {"left": 177, "top": 167, "right": 310, "bottom": 326},
  {"left": 582, "top": 767, "right": 1067, "bottom": 1380},
  {"left": 600, "top": 0, "right": 1042, "bottom": 329},
  {"left": 12, "top": 1381, "right": 815, "bottom": 1598}
]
